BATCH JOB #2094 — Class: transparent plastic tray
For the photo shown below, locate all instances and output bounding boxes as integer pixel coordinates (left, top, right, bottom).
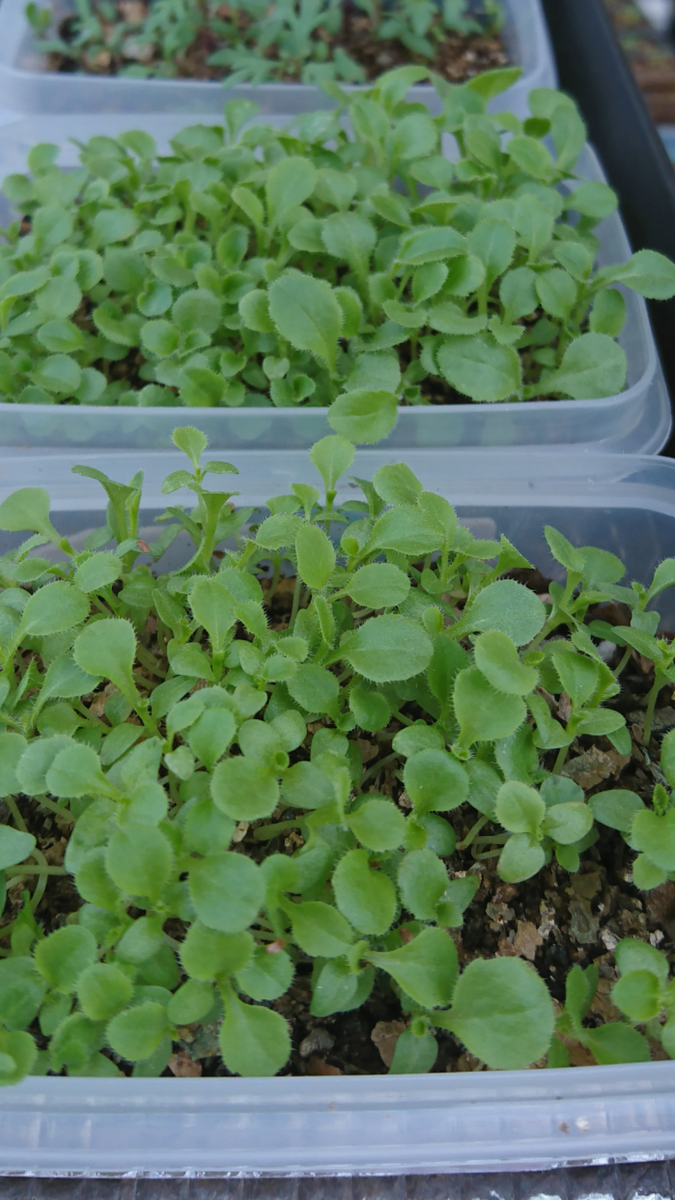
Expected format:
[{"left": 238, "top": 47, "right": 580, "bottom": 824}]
[
  {"left": 0, "top": 0, "right": 556, "bottom": 119},
  {"left": 0, "top": 123, "right": 668, "bottom": 455},
  {"left": 1, "top": 445, "right": 675, "bottom": 1176}
]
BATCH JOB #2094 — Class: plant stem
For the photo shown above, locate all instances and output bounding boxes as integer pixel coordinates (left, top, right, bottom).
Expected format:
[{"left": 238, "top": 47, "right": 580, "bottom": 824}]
[
  {"left": 289, "top": 574, "right": 303, "bottom": 631},
  {"left": 4, "top": 795, "right": 27, "bottom": 833},
  {"left": 361, "top": 751, "right": 398, "bottom": 786},
  {"left": 643, "top": 672, "right": 665, "bottom": 748},
  {"left": 253, "top": 819, "right": 303, "bottom": 842},
  {"left": 5, "top": 865, "right": 68, "bottom": 877},
  {"left": 457, "top": 814, "right": 488, "bottom": 850}
]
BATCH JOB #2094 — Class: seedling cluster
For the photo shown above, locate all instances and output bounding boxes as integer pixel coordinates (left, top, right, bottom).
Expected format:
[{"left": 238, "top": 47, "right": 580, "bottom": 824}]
[
  {"left": 1, "top": 68, "right": 674, "bottom": 435},
  {"left": 26, "top": 0, "right": 502, "bottom": 86},
  {"left": 0, "top": 426, "right": 673, "bottom": 1080}
]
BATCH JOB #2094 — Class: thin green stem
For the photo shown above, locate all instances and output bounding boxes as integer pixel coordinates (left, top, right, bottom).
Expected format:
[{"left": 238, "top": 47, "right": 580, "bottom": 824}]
[
  {"left": 361, "top": 751, "right": 399, "bottom": 786},
  {"left": 457, "top": 814, "right": 488, "bottom": 850},
  {"left": 289, "top": 574, "right": 303, "bottom": 631},
  {"left": 4, "top": 795, "right": 27, "bottom": 833},
  {"left": 643, "top": 672, "right": 665, "bottom": 748},
  {"left": 253, "top": 818, "right": 303, "bottom": 842}
]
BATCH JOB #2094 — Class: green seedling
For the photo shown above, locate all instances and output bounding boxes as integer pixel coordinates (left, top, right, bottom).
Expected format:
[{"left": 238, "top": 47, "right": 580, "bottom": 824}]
[
  {"left": 0, "top": 425, "right": 672, "bottom": 1082},
  {"left": 26, "top": 0, "right": 501, "bottom": 86},
  {"left": 0, "top": 69, "right": 673, "bottom": 433}
]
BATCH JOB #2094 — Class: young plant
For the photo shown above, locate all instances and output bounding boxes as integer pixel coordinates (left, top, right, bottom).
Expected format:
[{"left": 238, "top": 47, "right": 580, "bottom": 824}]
[
  {"left": 26, "top": 0, "right": 501, "bottom": 85},
  {"left": 0, "top": 68, "right": 674, "bottom": 435},
  {"left": 0, "top": 426, "right": 673, "bottom": 1082}
]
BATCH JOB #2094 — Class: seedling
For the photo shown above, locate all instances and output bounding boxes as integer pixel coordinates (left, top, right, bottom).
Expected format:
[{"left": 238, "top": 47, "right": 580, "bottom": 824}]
[
  {"left": 0, "top": 426, "right": 673, "bottom": 1081},
  {"left": 26, "top": 0, "right": 502, "bottom": 86},
  {"left": 1, "top": 69, "right": 674, "bottom": 435}
]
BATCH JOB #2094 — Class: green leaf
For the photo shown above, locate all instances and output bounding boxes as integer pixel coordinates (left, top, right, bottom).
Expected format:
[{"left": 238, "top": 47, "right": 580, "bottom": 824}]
[
  {"left": 73, "top": 618, "right": 137, "bottom": 700},
  {"left": 608, "top": 249, "right": 675, "bottom": 300},
  {"left": 467, "top": 219, "right": 516, "bottom": 286},
  {"left": 343, "top": 615, "right": 433, "bottom": 683},
  {"left": 180, "top": 922, "right": 253, "bottom": 981},
  {"left": 347, "top": 798, "right": 406, "bottom": 851},
  {"left": 542, "top": 801, "right": 593, "bottom": 845},
  {"left": 45, "top": 743, "right": 110, "bottom": 799},
  {"left": 463, "top": 580, "right": 546, "bottom": 645},
  {"left": 447, "top": 957, "right": 554, "bottom": 1069},
  {"left": 211, "top": 757, "right": 279, "bottom": 821},
  {"left": 105, "top": 824, "right": 173, "bottom": 901},
  {"left": 473, "top": 631, "right": 539, "bottom": 695},
  {"left": 367, "top": 927, "right": 457, "bottom": 1008},
  {"left": 389, "top": 1028, "right": 438, "bottom": 1075},
  {"left": 34, "top": 926, "right": 97, "bottom": 993},
  {"left": 32, "top": 352, "right": 81, "bottom": 395},
  {"left": 397, "top": 227, "right": 466, "bottom": 266},
  {"left": 77, "top": 963, "right": 134, "bottom": 1021},
  {"left": 403, "top": 749, "right": 469, "bottom": 815},
  {"left": 74, "top": 552, "right": 123, "bottom": 594},
  {"left": 0, "top": 826, "right": 35, "bottom": 870},
  {"left": 332, "top": 848, "right": 397, "bottom": 935},
  {"left": 296, "top": 524, "right": 335, "bottom": 590},
  {"left": 266, "top": 156, "right": 316, "bottom": 225},
  {"left": 454, "top": 666, "right": 526, "bottom": 746},
  {"left": 0, "top": 958, "right": 47, "bottom": 1031},
  {"left": 189, "top": 851, "right": 264, "bottom": 933},
  {"left": 495, "top": 781, "right": 545, "bottom": 834},
  {"left": 219, "top": 994, "right": 290, "bottom": 1077},
  {"left": 322, "top": 211, "right": 376, "bottom": 275},
  {"left": 661, "top": 729, "right": 675, "bottom": 789},
  {"left": 437, "top": 335, "right": 521, "bottom": 403},
  {"left": 0, "top": 1029, "right": 36, "bottom": 1085},
  {"left": 287, "top": 664, "right": 339, "bottom": 715},
  {"left": 498, "top": 832, "right": 546, "bottom": 883},
  {"left": 235, "top": 945, "right": 294, "bottom": 1002},
  {"left": 19, "top": 581, "right": 88, "bottom": 637},
  {"left": 308, "top": 435, "right": 354, "bottom": 492},
  {"left": 615, "top": 936, "right": 669, "bottom": 982},
  {"left": 631, "top": 809, "right": 675, "bottom": 872},
  {"left": 583, "top": 1022, "right": 650, "bottom": 1065},
  {"left": 328, "top": 389, "right": 398, "bottom": 445},
  {"left": 287, "top": 900, "right": 353, "bottom": 958},
  {"left": 268, "top": 271, "right": 342, "bottom": 372},
  {"left": 107, "top": 1001, "right": 169, "bottom": 1062},
  {"left": 0, "top": 487, "right": 59, "bottom": 543},
  {"left": 541, "top": 333, "right": 626, "bottom": 400},
  {"left": 369, "top": 506, "right": 444, "bottom": 557},
  {"left": 590, "top": 288, "right": 626, "bottom": 337},
  {"left": 612, "top": 970, "right": 662, "bottom": 1023},
  {"left": 346, "top": 563, "right": 410, "bottom": 609},
  {"left": 189, "top": 578, "right": 236, "bottom": 652},
  {"left": 92, "top": 208, "right": 139, "bottom": 246},
  {"left": 167, "top": 980, "right": 214, "bottom": 1025},
  {"left": 397, "top": 848, "right": 448, "bottom": 919}
]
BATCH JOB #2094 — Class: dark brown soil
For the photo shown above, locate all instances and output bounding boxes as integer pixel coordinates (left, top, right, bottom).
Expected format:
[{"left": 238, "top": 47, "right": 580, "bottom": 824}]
[
  {"left": 4, "top": 567, "right": 675, "bottom": 1077},
  {"left": 46, "top": 2, "right": 507, "bottom": 86}
]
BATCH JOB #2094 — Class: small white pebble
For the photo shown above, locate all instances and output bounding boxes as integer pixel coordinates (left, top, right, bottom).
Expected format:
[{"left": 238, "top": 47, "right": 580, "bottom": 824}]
[
  {"left": 650, "top": 930, "right": 665, "bottom": 946},
  {"left": 574, "top": 1116, "right": 590, "bottom": 1132},
  {"left": 598, "top": 640, "right": 617, "bottom": 664}
]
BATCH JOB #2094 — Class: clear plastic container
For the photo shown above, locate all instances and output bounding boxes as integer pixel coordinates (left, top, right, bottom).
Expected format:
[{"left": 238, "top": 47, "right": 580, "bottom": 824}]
[
  {"left": 0, "top": 121, "right": 668, "bottom": 455},
  {"left": 1, "top": 445, "right": 675, "bottom": 1176},
  {"left": 0, "top": 0, "right": 556, "bottom": 118}
]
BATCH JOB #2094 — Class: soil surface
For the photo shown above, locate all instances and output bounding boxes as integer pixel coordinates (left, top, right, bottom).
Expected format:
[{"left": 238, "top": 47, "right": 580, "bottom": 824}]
[
  {"left": 46, "top": 2, "right": 507, "bottom": 85},
  {"left": 3, "top": 567, "right": 674, "bottom": 1078}
]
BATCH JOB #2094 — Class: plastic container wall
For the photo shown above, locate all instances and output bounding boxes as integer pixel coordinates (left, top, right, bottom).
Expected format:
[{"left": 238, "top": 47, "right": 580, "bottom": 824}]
[
  {"left": 0, "top": 127, "right": 668, "bottom": 453},
  {"left": 0, "top": 0, "right": 555, "bottom": 118},
  {"left": 1, "top": 446, "right": 675, "bottom": 1175}
]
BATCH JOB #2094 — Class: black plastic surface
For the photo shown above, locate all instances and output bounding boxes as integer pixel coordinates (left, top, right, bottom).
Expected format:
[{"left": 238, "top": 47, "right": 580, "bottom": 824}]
[
  {"left": 0, "top": 1159, "right": 672, "bottom": 1197},
  {"left": 542, "top": 0, "right": 675, "bottom": 456}
]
